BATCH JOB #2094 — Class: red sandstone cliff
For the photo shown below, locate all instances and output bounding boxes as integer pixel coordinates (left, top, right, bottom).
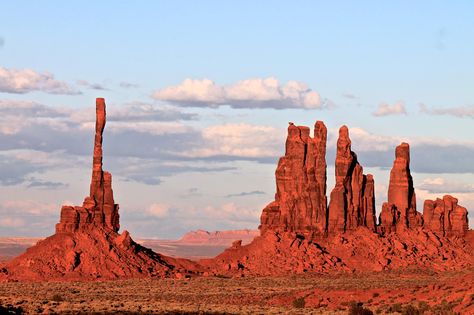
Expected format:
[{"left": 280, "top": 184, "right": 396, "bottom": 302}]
[
  {"left": 260, "top": 122, "right": 328, "bottom": 236},
  {"left": 379, "top": 143, "right": 423, "bottom": 233},
  {"left": 327, "top": 126, "right": 376, "bottom": 233},
  {"left": 202, "top": 121, "right": 472, "bottom": 276},
  {"left": 423, "top": 195, "right": 469, "bottom": 237}
]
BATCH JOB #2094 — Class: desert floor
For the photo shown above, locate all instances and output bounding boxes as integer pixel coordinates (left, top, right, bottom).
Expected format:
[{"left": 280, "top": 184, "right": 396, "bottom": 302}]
[{"left": 0, "top": 269, "right": 472, "bottom": 314}]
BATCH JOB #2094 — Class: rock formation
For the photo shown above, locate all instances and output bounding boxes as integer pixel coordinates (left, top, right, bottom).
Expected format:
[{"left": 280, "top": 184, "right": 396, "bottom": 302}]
[
  {"left": 327, "top": 126, "right": 377, "bottom": 233},
  {"left": 423, "top": 195, "right": 469, "bottom": 236},
  {"left": 259, "top": 121, "right": 328, "bottom": 236},
  {"left": 0, "top": 98, "right": 198, "bottom": 281},
  {"left": 56, "top": 99, "right": 120, "bottom": 234},
  {"left": 379, "top": 143, "right": 423, "bottom": 233},
  {"left": 202, "top": 121, "right": 472, "bottom": 276}
]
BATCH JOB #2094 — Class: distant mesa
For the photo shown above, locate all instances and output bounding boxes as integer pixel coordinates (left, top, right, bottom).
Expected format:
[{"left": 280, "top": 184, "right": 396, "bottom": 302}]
[{"left": 0, "top": 98, "right": 198, "bottom": 281}]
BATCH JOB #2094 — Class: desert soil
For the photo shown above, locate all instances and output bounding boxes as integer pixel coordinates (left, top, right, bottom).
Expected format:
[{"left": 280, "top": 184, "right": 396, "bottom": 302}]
[{"left": 0, "top": 269, "right": 472, "bottom": 314}]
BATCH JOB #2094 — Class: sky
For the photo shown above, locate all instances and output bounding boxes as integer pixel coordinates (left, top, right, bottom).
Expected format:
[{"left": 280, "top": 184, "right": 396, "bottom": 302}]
[{"left": 0, "top": 1, "right": 473, "bottom": 238}]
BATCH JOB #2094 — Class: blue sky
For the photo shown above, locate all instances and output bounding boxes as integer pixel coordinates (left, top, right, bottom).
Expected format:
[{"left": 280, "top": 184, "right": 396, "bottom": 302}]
[{"left": 0, "top": 1, "right": 473, "bottom": 237}]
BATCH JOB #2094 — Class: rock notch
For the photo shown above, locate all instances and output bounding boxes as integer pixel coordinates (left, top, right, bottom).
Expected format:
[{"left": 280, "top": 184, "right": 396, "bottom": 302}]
[{"left": 1, "top": 98, "right": 198, "bottom": 281}]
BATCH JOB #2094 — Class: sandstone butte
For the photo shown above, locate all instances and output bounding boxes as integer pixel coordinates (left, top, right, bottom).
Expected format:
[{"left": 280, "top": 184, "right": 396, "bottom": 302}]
[
  {"left": 204, "top": 122, "right": 473, "bottom": 276},
  {"left": 0, "top": 98, "right": 198, "bottom": 281},
  {"left": 0, "top": 105, "right": 472, "bottom": 281}
]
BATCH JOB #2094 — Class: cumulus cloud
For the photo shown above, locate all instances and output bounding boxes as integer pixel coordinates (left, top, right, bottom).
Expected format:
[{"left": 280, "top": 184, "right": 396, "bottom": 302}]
[
  {"left": 372, "top": 101, "right": 407, "bottom": 117},
  {"left": 419, "top": 103, "right": 474, "bottom": 118},
  {"left": 0, "top": 67, "right": 80, "bottom": 95},
  {"left": 418, "top": 177, "right": 474, "bottom": 194},
  {"left": 76, "top": 80, "right": 108, "bottom": 90},
  {"left": 181, "top": 123, "right": 284, "bottom": 158},
  {"left": 152, "top": 77, "right": 322, "bottom": 109}
]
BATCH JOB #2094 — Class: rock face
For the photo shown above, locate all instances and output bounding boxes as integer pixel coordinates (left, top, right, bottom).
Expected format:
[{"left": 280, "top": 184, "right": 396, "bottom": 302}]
[
  {"left": 379, "top": 143, "right": 423, "bottom": 233},
  {"left": 1, "top": 98, "right": 198, "bottom": 281},
  {"left": 56, "top": 99, "right": 120, "bottom": 234},
  {"left": 203, "top": 120, "right": 472, "bottom": 277},
  {"left": 423, "top": 195, "right": 469, "bottom": 236},
  {"left": 327, "top": 126, "right": 377, "bottom": 233},
  {"left": 260, "top": 121, "right": 328, "bottom": 235}
]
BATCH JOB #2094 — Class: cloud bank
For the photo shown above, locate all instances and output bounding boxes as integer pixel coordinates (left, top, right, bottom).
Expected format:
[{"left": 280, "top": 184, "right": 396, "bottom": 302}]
[
  {"left": 0, "top": 67, "right": 79, "bottom": 95},
  {"left": 153, "top": 77, "right": 322, "bottom": 109},
  {"left": 372, "top": 101, "right": 407, "bottom": 117},
  {"left": 420, "top": 103, "right": 474, "bottom": 118}
]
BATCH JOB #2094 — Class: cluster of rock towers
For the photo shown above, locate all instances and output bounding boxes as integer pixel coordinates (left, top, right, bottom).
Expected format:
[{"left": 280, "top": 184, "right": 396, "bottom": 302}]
[{"left": 260, "top": 121, "right": 469, "bottom": 238}]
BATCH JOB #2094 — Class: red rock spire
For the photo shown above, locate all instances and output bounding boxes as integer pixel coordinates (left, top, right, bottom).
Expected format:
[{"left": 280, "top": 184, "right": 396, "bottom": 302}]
[
  {"left": 56, "top": 98, "right": 119, "bottom": 233},
  {"left": 327, "top": 126, "right": 376, "bottom": 233},
  {"left": 259, "top": 121, "right": 328, "bottom": 236},
  {"left": 379, "top": 142, "right": 422, "bottom": 233}
]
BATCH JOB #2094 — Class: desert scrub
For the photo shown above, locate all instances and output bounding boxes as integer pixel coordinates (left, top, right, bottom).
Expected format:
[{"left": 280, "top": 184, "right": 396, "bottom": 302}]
[
  {"left": 348, "top": 301, "right": 373, "bottom": 315},
  {"left": 51, "top": 294, "right": 64, "bottom": 302},
  {"left": 292, "top": 297, "right": 305, "bottom": 308}
]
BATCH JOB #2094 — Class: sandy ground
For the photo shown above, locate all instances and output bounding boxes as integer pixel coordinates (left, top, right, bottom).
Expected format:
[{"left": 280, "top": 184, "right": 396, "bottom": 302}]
[{"left": 0, "top": 269, "right": 472, "bottom": 314}]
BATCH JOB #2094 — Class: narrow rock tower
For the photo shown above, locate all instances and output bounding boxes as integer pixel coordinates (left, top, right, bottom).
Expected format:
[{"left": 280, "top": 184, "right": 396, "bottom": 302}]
[{"left": 56, "top": 98, "right": 120, "bottom": 233}]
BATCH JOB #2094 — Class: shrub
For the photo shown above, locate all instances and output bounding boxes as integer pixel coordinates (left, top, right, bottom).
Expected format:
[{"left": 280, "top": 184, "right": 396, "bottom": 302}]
[
  {"left": 402, "top": 305, "right": 421, "bottom": 315},
  {"left": 349, "top": 301, "right": 374, "bottom": 315},
  {"left": 0, "top": 304, "right": 24, "bottom": 315},
  {"left": 292, "top": 297, "right": 305, "bottom": 308},
  {"left": 51, "top": 294, "right": 64, "bottom": 302},
  {"left": 387, "top": 303, "right": 403, "bottom": 313}
]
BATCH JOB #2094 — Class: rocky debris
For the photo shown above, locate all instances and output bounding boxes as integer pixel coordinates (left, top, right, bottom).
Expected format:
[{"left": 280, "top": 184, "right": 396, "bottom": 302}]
[
  {"left": 260, "top": 121, "right": 328, "bottom": 236},
  {"left": 379, "top": 143, "right": 423, "bottom": 233},
  {"left": 423, "top": 195, "right": 469, "bottom": 236},
  {"left": 327, "top": 126, "right": 377, "bottom": 233},
  {"left": 202, "top": 227, "right": 473, "bottom": 276},
  {"left": 1, "top": 98, "right": 198, "bottom": 281},
  {"left": 202, "top": 231, "right": 349, "bottom": 276}
]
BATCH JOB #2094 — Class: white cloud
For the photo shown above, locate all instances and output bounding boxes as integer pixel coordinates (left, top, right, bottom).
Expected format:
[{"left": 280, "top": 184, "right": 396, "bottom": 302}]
[
  {"left": 418, "top": 177, "right": 474, "bottom": 194},
  {"left": 372, "top": 101, "right": 407, "bottom": 117},
  {"left": 146, "top": 203, "right": 169, "bottom": 218},
  {"left": 419, "top": 103, "right": 474, "bottom": 118},
  {"left": 181, "top": 123, "right": 284, "bottom": 158},
  {"left": 0, "top": 67, "right": 80, "bottom": 95},
  {"left": 152, "top": 77, "right": 322, "bottom": 109}
]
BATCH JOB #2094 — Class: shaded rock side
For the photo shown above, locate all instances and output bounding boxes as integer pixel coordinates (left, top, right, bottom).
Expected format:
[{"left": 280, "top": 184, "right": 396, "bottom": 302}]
[
  {"left": 327, "top": 126, "right": 377, "bottom": 233},
  {"left": 259, "top": 121, "right": 328, "bottom": 235},
  {"left": 423, "top": 195, "right": 469, "bottom": 236},
  {"left": 379, "top": 143, "right": 423, "bottom": 233}
]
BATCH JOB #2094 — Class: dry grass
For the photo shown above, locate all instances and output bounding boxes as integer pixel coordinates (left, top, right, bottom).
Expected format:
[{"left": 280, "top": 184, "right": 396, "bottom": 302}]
[{"left": 0, "top": 269, "right": 471, "bottom": 314}]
